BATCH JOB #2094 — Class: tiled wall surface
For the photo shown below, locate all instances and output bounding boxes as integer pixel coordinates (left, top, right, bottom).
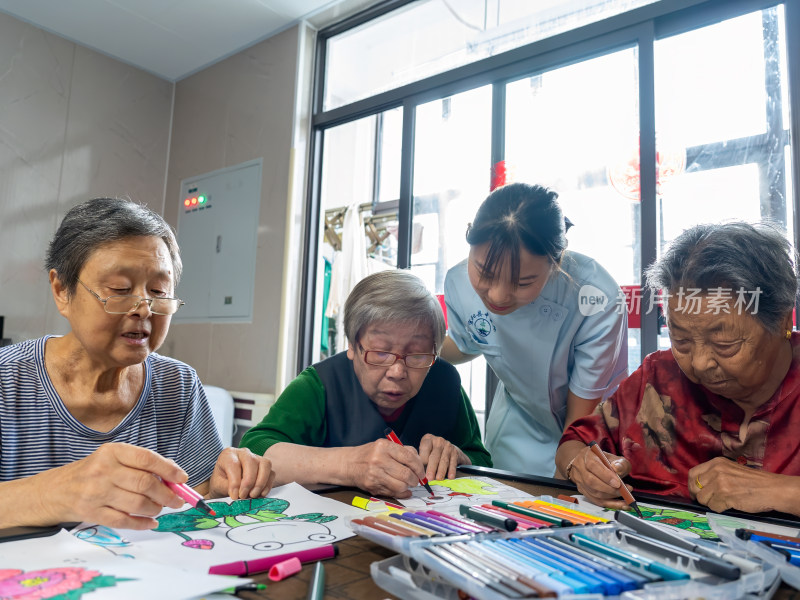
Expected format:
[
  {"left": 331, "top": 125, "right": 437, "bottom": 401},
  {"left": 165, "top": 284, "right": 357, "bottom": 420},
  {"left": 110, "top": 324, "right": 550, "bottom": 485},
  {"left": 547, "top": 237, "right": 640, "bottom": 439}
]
[
  {"left": 0, "top": 12, "right": 310, "bottom": 400},
  {"left": 0, "top": 12, "right": 173, "bottom": 344},
  {"left": 162, "top": 25, "right": 307, "bottom": 395}
]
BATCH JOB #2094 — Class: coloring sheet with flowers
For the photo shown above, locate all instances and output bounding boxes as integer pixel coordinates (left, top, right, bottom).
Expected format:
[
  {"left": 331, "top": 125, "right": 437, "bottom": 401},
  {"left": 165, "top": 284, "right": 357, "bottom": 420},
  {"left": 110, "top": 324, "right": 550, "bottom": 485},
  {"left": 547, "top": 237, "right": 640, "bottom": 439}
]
[
  {"left": 0, "top": 529, "right": 234, "bottom": 600},
  {"left": 72, "top": 482, "right": 362, "bottom": 572}
]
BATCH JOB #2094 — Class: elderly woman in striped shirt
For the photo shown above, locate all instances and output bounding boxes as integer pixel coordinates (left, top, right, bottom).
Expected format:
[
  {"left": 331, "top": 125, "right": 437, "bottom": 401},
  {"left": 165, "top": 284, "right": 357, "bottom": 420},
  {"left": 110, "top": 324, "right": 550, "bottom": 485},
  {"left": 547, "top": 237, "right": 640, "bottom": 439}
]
[{"left": 0, "top": 197, "right": 274, "bottom": 529}]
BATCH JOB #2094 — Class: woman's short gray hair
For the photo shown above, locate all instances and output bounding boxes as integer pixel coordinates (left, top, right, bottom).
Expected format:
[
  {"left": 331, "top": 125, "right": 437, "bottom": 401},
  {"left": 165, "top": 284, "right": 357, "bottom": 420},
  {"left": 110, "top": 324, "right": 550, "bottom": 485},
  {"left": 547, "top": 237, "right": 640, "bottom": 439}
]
[
  {"left": 645, "top": 221, "right": 798, "bottom": 334},
  {"left": 344, "top": 270, "right": 446, "bottom": 351},
  {"left": 45, "top": 197, "right": 182, "bottom": 296}
]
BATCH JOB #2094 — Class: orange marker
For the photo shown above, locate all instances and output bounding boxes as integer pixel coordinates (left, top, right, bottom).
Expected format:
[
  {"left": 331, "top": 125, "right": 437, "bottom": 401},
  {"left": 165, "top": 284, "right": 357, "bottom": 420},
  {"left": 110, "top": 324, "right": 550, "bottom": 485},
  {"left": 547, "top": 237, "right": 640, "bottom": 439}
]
[{"left": 588, "top": 441, "right": 643, "bottom": 518}]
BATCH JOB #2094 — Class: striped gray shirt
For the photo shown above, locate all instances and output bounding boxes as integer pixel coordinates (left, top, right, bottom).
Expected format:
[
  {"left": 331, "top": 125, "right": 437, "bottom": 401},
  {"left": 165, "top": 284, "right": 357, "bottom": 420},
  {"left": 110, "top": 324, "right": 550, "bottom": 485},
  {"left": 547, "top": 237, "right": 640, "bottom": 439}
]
[{"left": 0, "top": 336, "right": 223, "bottom": 486}]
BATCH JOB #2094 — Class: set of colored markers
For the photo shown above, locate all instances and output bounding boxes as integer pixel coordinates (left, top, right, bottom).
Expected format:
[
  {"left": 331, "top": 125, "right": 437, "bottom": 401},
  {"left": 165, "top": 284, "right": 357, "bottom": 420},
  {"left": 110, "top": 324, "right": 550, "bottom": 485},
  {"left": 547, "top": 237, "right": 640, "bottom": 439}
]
[
  {"left": 736, "top": 528, "right": 800, "bottom": 567},
  {"left": 353, "top": 499, "right": 605, "bottom": 538},
  {"left": 351, "top": 499, "right": 768, "bottom": 599}
]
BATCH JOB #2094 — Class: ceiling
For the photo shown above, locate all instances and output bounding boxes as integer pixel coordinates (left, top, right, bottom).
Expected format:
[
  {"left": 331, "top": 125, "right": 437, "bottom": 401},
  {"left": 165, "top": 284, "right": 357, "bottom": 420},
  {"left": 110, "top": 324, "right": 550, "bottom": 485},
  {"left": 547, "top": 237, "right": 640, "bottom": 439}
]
[{"left": 0, "top": 0, "right": 378, "bottom": 81}]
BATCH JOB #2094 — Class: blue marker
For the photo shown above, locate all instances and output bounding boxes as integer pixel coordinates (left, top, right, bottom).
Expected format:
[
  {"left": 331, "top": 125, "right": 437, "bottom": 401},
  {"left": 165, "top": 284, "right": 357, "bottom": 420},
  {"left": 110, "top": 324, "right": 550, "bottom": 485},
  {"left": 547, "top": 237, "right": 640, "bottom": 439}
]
[
  {"left": 738, "top": 531, "right": 800, "bottom": 550},
  {"left": 485, "top": 539, "right": 590, "bottom": 593},
  {"left": 540, "top": 537, "right": 643, "bottom": 590},
  {"left": 525, "top": 538, "right": 635, "bottom": 592},
  {"left": 547, "top": 536, "right": 659, "bottom": 584},
  {"left": 502, "top": 539, "right": 607, "bottom": 594},
  {"left": 493, "top": 539, "right": 598, "bottom": 593},
  {"left": 465, "top": 541, "right": 574, "bottom": 596},
  {"left": 569, "top": 533, "right": 690, "bottom": 581},
  {"left": 762, "top": 542, "right": 800, "bottom": 566}
]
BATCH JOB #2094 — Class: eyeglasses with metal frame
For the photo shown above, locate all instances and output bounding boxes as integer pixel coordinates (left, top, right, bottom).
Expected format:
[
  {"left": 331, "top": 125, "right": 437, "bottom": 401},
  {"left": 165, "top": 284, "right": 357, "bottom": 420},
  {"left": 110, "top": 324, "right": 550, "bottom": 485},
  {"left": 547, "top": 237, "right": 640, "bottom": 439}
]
[
  {"left": 77, "top": 279, "right": 184, "bottom": 316},
  {"left": 359, "top": 344, "right": 437, "bottom": 369}
]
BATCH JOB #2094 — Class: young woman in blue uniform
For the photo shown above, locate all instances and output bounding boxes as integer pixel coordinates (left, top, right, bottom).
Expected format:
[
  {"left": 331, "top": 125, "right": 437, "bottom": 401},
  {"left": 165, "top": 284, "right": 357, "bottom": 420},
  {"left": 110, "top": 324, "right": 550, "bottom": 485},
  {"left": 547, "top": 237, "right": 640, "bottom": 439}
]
[{"left": 442, "top": 182, "right": 628, "bottom": 476}]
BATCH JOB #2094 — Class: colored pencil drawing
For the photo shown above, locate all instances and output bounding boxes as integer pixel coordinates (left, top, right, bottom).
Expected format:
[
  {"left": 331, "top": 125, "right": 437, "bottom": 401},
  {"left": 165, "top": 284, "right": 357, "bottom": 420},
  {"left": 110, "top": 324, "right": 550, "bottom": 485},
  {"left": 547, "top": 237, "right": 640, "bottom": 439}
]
[
  {"left": 586, "top": 501, "right": 721, "bottom": 541},
  {"left": 71, "top": 483, "right": 360, "bottom": 571},
  {"left": 397, "top": 476, "right": 534, "bottom": 512},
  {"left": 74, "top": 526, "right": 135, "bottom": 559},
  {"left": 0, "top": 567, "right": 133, "bottom": 599},
  {"left": 155, "top": 497, "right": 338, "bottom": 551}
]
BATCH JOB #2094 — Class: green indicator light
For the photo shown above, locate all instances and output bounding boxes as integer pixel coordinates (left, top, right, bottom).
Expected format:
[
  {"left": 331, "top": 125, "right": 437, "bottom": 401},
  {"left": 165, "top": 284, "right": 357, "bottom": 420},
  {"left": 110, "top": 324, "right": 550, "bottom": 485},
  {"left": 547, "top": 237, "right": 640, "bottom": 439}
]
[{"left": 198, "top": 195, "right": 206, "bottom": 203}]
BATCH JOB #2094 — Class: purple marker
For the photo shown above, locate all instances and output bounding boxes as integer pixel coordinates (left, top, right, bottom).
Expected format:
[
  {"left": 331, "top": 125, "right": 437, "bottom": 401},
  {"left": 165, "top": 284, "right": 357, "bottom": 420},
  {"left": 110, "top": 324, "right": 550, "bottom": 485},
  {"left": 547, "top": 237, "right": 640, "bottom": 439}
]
[
  {"left": 399, "top": 512, "right": 462, "bottom": 534},
  {"left": 414, "top": 511, "right": 475, "bottom": 534},
  {"left": 425, "top": 510, "right": 490, "bottom": 533}
]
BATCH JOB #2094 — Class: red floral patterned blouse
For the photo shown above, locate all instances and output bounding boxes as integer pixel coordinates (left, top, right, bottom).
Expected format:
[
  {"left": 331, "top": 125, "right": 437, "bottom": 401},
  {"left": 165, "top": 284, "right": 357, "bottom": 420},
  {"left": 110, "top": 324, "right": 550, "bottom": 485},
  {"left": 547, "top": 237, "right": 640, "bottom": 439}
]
[{"left": 560, "top": 336, "right": 800, "bottom": 500}]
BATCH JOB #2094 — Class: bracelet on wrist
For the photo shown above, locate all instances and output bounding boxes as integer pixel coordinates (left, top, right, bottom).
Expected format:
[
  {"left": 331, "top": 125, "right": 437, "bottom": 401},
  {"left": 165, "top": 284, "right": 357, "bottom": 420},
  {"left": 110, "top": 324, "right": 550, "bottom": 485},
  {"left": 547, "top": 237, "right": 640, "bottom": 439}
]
[{"left": 565, "top": 456, "right": 578, "bottom": 482}]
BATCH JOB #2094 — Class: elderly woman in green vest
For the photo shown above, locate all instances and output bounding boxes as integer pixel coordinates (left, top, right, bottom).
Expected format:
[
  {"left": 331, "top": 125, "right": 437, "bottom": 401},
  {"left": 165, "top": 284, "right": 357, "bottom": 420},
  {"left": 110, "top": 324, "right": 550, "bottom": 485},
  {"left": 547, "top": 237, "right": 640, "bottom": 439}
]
[{"left": 240, "top": 270, "right": 491, "bottom": 498}]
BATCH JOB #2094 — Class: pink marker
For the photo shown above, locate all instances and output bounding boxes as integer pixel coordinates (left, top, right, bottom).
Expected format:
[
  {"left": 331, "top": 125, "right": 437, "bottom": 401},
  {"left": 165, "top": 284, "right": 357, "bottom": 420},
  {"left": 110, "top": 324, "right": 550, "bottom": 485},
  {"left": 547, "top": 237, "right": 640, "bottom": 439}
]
[
  {"left": 163, "top": 480, "right": 216, "bottom": 516},
  {"left": 208, "top": 544, "right": 338, "bottom": 576}
]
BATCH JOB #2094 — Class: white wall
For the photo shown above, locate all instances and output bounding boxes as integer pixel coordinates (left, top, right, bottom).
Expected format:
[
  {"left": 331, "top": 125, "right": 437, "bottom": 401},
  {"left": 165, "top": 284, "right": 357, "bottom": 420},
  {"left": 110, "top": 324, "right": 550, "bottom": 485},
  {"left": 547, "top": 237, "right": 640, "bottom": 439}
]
[
  {"left": 160, "top": 24, "right": 313, "bottom": 398},
  {"left": 0, "top": 11, "right": 313, "bottom": 405}
]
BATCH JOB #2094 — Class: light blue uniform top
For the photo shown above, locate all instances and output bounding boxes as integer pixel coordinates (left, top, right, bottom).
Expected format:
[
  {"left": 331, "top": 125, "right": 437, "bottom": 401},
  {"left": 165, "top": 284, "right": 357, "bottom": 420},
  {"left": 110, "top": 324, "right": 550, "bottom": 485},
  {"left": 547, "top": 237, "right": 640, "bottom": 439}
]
[{"left": 444, "top": 251, "right": 629, "bottom": 476}]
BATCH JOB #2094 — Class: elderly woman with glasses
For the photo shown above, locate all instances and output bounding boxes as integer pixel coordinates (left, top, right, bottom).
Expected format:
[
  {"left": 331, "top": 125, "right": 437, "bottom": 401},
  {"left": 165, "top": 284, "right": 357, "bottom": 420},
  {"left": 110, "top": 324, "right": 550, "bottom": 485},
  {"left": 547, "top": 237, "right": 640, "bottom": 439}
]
[
  {"left": 241, "top": 270, "right": 491, "bottom": 498},
  {"left": 0, "top": 197, "right": 274, "bottom": 530},
  {"left": 556, "top": 221, "right": 800, "bottom": 517}
]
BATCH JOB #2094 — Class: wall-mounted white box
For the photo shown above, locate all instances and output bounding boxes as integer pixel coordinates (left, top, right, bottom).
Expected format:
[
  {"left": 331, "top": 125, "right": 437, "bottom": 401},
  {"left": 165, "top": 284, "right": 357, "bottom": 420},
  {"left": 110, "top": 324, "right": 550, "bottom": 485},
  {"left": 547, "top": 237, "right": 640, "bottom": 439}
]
[{"left": 174, "top": 159, "right": 262, "bottom": 323}]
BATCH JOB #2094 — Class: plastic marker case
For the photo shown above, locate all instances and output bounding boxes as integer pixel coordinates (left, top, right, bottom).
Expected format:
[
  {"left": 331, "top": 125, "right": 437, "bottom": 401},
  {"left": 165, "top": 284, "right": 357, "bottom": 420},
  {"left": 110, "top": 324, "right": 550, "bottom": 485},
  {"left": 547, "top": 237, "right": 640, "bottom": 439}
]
[
  {"left": 351, "top": 497, "right": 778, "bottom": 600},
  {"left": 707, "top": 513, "right": 800, "bottom": 591}
]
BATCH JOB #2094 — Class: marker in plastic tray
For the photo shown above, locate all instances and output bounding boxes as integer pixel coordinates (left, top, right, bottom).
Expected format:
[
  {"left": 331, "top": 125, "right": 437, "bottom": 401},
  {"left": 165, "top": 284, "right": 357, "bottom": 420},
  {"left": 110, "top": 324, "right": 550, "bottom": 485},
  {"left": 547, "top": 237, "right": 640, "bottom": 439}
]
[
  {"left": 476, "top": 504, "right": 549, "bottom": 529},
  {"left": 459, "top": 504, "right": 517, "bottom": 532},
  {"left": 735, "top": 528, "right": 800, "bottom": 546},
  {"left": 466, "top": 540, "right": 575, "bottom": 595},
  {"left": 765, "top": 544, "right": 800, "bottom": 566},
  {"left": 514, "top": 539, "right": 622, "bottom": 595},
  {"left": 492, "top": 501, "right": 575, "bottom": 527},
  {"left": 386, "top": 513, "right": 439, "bottom": 536},
  {"left": 544, "top": 536, "right": 659, "bottom": 585},
  {"left": 396, "top": 512, "right": 462, "bottom": 535},
  {"left": 528, "top": 500, "right": 608, "bottom": 523},
  {"left": 534, "top": 537, "right": 639, "bottom": 592},
  {"left": 450, "top": 542, "right": 557, "bottom": 598},
  {"left": 568, "top": 532, "right": 690, "bottom": 581},
  {"left": 489, "top": 539, "right": 597, "bottom": 593},
  {"left": 736, "top": 529, "right": 800, "bottom": 549},
  {"left": 615, "top": 529, "right": 740, "bottom": 580},
  {"left": 615, "top": 511, "right": 760, "bottom": 573},
  {"left": 425, "top": 510, "right": 492, "bottom": 533},
  {"left": 424, "top": 545, "right": 531, "bottom": 598}
]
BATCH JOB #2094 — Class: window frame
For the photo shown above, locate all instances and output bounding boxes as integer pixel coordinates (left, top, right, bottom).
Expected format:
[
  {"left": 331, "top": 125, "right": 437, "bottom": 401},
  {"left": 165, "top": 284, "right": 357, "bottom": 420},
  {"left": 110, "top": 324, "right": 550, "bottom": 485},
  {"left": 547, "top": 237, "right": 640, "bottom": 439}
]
[{"left": 299, "top": 0, "right": 800, "bottom": 374}]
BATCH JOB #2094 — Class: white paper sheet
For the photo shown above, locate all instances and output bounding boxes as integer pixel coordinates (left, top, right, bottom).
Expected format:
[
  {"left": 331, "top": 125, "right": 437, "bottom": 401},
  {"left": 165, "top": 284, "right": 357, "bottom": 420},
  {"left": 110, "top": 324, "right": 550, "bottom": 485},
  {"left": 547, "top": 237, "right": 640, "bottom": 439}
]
[
  {"left": 72, "top": 482, "right": 362, "bottom": 572},
  {"left": 394, "top": 476, "right": 535, "bottom": 514},
  {"left": 0, "top": 530, "right": 236, "bottom": 600}
]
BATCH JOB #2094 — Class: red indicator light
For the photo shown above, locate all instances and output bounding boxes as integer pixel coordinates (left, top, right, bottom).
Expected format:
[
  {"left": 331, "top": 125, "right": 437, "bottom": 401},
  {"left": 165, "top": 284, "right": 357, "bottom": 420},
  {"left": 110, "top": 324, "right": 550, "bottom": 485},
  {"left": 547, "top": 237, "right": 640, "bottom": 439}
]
[
  {"left": 191, "top": 197, "right": 198, "bottom": 205},
  {"left": 184, "top": 198, "right": 191, "bottom": 207}
]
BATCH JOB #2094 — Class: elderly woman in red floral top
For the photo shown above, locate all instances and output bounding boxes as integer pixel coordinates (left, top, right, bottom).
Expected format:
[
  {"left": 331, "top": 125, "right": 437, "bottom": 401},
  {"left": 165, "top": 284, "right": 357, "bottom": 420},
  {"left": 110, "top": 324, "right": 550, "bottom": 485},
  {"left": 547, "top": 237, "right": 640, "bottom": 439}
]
[{"left": 556, "top": 221, "right": 800, "bottom": 517}]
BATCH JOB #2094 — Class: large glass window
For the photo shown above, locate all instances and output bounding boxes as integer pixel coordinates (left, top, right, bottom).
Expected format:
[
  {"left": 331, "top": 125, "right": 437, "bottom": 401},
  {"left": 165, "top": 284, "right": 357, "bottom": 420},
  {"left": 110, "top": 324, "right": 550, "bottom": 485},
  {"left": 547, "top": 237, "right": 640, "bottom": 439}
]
[
  {"left": 315, "top": 109, "right": 402, "bottom": 361},
  {"left": 411, "top": 86, "right": 493, "bottom": 415},
  {"left": 324, "top": 0, "right": 659, "bottom": 110},
  {"left": 654, "top": 6, "right": 793, "bottom": 350},
  {"left": 304, "top": 0, "right": 799, "bottom": 422},
  {"left": 505, "top": 49, "right": 641, "bottom": 372}
]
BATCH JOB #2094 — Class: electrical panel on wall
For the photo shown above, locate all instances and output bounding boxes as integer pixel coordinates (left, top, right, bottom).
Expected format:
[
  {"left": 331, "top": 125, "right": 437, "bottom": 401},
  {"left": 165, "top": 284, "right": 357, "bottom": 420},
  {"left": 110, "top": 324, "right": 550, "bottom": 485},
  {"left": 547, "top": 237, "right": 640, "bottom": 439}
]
[{"left": 174, "top": 158, "right": 262, "bottom": 323}]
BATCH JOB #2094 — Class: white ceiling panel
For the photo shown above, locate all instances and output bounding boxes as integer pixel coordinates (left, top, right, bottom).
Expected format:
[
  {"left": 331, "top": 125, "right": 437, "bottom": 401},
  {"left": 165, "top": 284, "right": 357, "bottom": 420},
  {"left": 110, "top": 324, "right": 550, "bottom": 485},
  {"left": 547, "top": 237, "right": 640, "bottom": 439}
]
[{"left": 0, "top": 0, "right": 377, "bottom": 81}]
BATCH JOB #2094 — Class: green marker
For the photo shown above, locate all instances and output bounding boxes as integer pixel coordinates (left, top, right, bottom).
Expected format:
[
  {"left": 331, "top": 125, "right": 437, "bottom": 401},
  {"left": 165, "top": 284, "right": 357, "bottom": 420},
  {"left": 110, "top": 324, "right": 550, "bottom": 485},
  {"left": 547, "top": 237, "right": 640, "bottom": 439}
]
[
  {"left": 222, "top": 582, "right": 268, "bottom": 594},
  {"left": 307, "top": 561, "right": 325, "bottom": 600},
  {"left": 491, "top": 500, "right": 574, "bottom": 527}
]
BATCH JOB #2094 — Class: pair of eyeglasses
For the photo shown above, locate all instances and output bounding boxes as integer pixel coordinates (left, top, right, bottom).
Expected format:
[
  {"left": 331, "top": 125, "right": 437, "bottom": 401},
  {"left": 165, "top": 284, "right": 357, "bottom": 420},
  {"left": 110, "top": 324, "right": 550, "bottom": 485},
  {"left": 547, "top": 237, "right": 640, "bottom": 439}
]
[
  {"left": 77, "top": 279, "right": 184, "bottom": 316},
  {"left": 359, "top": 344, "right": 436, "bottom": 369}
]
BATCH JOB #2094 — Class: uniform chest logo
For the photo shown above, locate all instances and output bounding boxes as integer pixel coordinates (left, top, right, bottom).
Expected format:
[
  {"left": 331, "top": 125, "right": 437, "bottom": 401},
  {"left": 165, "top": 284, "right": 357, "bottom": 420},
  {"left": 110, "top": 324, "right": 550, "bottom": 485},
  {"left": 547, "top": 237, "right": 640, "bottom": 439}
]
[{"left": 468, "top": 310, "right": 496, "bottom": 343}]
